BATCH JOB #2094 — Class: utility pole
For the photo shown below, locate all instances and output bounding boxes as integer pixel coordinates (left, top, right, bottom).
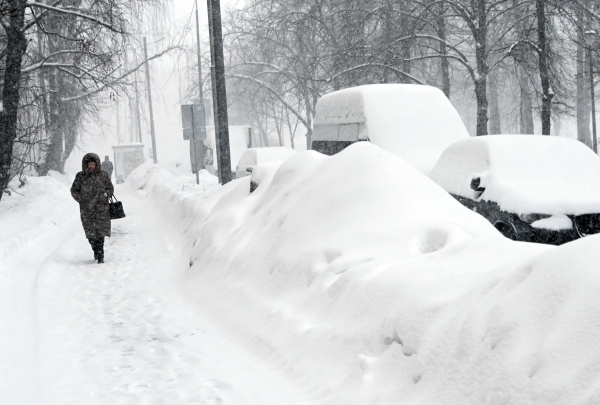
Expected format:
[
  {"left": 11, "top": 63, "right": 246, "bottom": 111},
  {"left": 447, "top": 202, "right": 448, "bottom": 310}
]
[
  {"left": 207, "top": 0, "right": 221, "bottom": 182},
  {"left": 207, "top": 0, "right": 232, "bottom": 184},
  {"left": 143, "top": 37, "right": 158, "bottom": 163}
]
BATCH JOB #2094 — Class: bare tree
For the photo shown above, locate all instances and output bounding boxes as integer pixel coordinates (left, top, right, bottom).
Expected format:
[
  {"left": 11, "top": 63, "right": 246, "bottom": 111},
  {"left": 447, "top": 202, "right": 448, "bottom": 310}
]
[{"left": 0, "top": 0, "right": 174, "bottom": 199}]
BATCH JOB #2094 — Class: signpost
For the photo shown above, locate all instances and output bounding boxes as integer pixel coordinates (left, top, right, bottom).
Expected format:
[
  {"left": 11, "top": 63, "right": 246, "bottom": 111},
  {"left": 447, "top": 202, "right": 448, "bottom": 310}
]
[{"left": 181, "top": 103, "right": 207, "bottom": 184}]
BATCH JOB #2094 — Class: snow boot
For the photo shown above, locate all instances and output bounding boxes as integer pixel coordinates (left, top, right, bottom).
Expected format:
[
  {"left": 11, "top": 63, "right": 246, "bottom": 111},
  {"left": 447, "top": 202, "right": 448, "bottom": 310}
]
[
  {"left": 96, "top": 237, "right": 105, "bottom": 264},
  {"left": 88, "top": 237, "right": 104, "bottom": 263}
]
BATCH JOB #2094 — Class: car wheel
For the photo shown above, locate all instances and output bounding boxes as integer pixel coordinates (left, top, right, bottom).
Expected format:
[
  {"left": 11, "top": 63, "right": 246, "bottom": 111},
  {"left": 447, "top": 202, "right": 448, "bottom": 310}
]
[{"left": 495, "top": 222, "right": 518, "bottom": 241}]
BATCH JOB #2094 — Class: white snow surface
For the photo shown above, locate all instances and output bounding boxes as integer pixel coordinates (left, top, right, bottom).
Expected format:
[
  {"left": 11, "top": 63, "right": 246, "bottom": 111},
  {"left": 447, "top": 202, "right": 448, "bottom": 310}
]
[
  {"left": 235, "top": 146, "right": 296, "bottom": 178},
  {"left": 531, "top": 214, "right": 573, "bottom": 230},
  {"left": 4, "top": 142, "right": 600, "bottom": 404},
  {"left": 313, "top": 84, "right": 470, "bottom": 173},
  {"left": 430, "top": 134, "right": 600, "bottom": 215}
]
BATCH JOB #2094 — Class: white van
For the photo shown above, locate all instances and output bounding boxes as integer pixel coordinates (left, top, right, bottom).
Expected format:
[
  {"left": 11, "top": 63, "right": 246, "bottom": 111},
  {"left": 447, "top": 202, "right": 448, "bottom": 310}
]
[{"left": 311, "top": 84, "right": 469, "bottom": 174}]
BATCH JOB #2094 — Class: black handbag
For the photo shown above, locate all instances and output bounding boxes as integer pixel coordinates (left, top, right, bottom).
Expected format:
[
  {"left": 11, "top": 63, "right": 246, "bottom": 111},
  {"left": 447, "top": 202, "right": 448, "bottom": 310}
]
[{"left": 108, "top": 194, "right": 126, "bottom": 220}]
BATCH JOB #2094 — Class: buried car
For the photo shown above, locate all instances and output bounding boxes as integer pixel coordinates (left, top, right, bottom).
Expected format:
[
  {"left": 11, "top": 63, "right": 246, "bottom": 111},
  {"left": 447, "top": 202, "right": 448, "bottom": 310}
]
[
  {"left": 429, "top": 135, "right": 600, "bottom": 244},
  {"left": 235, "top": 147, "right": 296, "bottom": 179}
]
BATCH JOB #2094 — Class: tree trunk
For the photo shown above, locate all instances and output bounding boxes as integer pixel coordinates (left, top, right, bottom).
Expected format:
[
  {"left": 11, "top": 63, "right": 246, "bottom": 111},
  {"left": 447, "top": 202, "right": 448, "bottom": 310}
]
[
  {"left": 518, "top": 65, "right": 535, "bottom": 134},
  {"left": 536, "top": 0, "right": 552, "bottom": 135},
  {"left": 275, "top": 103, "right": 284, "bottom": 146},
  {"left": 381, "top": 3, "right": 394, "bottom": 83},
  {"left": 512, "top": 0, "right": 534, "bottom": 134},
  {"left": 488, "top": 71, "right": 501, "bottom": 134},
  {"left": 305, "top": 94, "right": 313, "bottom": 149},
  {"left": 39, "top": 0, "right": 83, "bottom": 174},
  {"left": 37, "top": 27, "right": 50, "bottom": 135},
  {"left": 437, "top": 0, "right": 450, "bottom": 98},
  {"left": 400, "top": 0, "right": 412, "bottom": 83},
  {"left": 0, "top": 0, "right": 28, "bottom": 200},
  {"left": 577, "top": 9, "right": 592, "bottom": 146},
  {"left": 474, "top": 0, "right": 488, "bottom": 136},
  {"left": 285, "top": 107, "right": 297, "bottom": 149},
  {"left": 262, "top": 111, "right": 270, "bottom": 146},
  {"left": 39, "top": 8, "right": 65, "bottom": 174},
  {"left": 475, "top": 76, "right": 488, "bottom": 136}
]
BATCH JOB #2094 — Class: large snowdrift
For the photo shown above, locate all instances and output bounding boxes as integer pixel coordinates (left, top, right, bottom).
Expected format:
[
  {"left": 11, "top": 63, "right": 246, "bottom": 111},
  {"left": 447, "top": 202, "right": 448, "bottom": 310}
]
[
  {"left": 430, "top": 135, "right": 600, "bottom": 215},
  {"left": 313, "top": 84, "right": 470, "bottom": 173},
  {"left": 124, "top": 142, "right": 600, "bottom": 404},
  {"left": 5, "top": 142, "right": 600, "bottom": 404}
]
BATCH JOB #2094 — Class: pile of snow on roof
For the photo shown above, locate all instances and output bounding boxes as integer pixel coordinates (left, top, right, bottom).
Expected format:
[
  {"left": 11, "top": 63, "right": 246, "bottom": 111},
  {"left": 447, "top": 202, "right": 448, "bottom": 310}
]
[{"left": 313, "top": 84, "right": 470, "bottom": 173}]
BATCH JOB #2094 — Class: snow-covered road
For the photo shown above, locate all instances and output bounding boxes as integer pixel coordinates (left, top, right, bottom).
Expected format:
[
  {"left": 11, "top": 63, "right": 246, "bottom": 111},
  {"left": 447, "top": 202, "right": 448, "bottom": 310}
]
[{"left": 1, "top": 181, "right": 309, "bottom": 405}]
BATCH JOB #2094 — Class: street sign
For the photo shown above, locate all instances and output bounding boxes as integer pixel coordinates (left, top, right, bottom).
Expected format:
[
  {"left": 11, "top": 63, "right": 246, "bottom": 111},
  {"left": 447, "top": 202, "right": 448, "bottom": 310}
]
[{"left": 181, "top": 103, "right": 207, "bottom": 140}]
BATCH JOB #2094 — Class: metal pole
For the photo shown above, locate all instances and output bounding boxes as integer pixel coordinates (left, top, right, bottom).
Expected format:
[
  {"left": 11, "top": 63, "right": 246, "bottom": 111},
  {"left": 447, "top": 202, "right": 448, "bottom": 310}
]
[
  {"left": 206, "top": 0, "right": 221, "bottom": 183},
  {"left": 196, "top": 0, "right": 205, "bottom": 102},
  {"left": 192, "top": 0, "right": 206, "bottom": 184},
  {"left": 143, "top": 37, "right": 158, "bottom": 163},
  {"left": 589, "top": 43, "right": 598, "bottom": 153},
  {"left": 116, "top": 95, "right": 121, "bottom": 143},
  {"left": 134, "top": 69, "right": 143, "bottom": 143},
  {"left": 207, "top": 0, "right": 232, "bottom": 184},
  {"left": 191, "top": 107, "right": 200, "bottom": 184}
]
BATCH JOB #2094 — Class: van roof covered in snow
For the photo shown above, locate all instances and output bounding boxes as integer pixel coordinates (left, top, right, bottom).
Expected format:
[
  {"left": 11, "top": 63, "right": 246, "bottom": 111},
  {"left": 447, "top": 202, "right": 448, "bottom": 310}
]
[
  {"left": 429, "top": 135, "right": 600, "bottom": 215},
  {"left": 312, "top": 84, "right": 470, "bottom": 173}
]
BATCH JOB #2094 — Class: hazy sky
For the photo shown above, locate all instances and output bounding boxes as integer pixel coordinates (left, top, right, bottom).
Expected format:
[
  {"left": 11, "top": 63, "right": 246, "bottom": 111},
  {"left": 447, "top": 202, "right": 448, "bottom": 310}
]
[{"left": 64, "top": 0, "right": 252, "bottom": 176}]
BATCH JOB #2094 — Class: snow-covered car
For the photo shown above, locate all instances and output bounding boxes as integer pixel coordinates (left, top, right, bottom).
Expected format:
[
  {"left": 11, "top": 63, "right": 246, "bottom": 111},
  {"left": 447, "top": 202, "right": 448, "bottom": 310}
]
[
  {"left": 235, "top": 147, "right": 296, "bottom": 180},
  {"left": 311, "top": 84, "right": 469, "bottom": 174},
  {"left": 429, "top": 135, "right": 600, "bottom": 244}
]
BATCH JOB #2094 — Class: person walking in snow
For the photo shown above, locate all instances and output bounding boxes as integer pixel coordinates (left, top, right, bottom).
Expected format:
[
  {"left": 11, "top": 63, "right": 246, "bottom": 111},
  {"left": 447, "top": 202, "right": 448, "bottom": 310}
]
[
  {"left": 101, "top": 155, "right": 114, "bottom": 179},
  {"left": 70, "top": 153, "right": 114, "bottom": 264}
]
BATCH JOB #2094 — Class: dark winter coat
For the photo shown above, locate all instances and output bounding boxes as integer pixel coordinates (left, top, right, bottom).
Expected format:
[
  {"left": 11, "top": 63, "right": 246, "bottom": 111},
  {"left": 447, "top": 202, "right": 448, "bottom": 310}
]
[
  {"left": 101, "top": 160, "right": 114, "bottom": 178},
  {"left": 70, "top": 153, "right": 114, "bottom": 239}
]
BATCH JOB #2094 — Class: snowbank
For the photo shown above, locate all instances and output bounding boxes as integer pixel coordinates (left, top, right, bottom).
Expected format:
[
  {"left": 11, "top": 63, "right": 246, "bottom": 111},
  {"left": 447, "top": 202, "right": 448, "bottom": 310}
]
[
  {"left": 0, "top": 172, "right": 81, "bottom": 402},
  {"left": 313, "top": 84, "right": 470, "bottom": 173},
  {"left": 125, "top": 142, "right": 600, "bottom": 404},
  {"left": 0, "top": 172, "right": 78, "bottom": 270},
  {"left": 430, "top": 135, "right": 600, "bottom": 215}
]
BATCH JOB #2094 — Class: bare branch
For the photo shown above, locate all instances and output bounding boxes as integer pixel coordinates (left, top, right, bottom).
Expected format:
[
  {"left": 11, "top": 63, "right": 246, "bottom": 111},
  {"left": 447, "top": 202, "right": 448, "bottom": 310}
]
[
  {"left": 61, "top": 47, "right": 175, "bottom": 103},
  {"left": 25, "top": 2, "right": 124, "bottom": 33}
]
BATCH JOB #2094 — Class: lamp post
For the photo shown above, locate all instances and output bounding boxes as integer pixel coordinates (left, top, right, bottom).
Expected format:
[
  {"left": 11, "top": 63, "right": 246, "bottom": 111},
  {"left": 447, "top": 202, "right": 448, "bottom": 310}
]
[{"left": 585, "top": 30, "right": 598, "bottom": 154}]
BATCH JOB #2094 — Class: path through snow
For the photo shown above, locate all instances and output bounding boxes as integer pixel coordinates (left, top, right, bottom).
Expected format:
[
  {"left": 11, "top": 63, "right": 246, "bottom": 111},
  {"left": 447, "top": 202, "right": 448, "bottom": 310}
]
[{"left": 1, "top": 182, "right": 310, "bottom": 405}]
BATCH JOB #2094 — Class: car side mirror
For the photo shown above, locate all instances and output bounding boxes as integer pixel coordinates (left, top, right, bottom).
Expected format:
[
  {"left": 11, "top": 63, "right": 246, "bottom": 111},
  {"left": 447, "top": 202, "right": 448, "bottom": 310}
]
[
  {"left": 246, "top": 166, "right": 253, "bottom": 174},
  {"left": 470, "top": 176, "right": 485, "bottom": 199}
]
